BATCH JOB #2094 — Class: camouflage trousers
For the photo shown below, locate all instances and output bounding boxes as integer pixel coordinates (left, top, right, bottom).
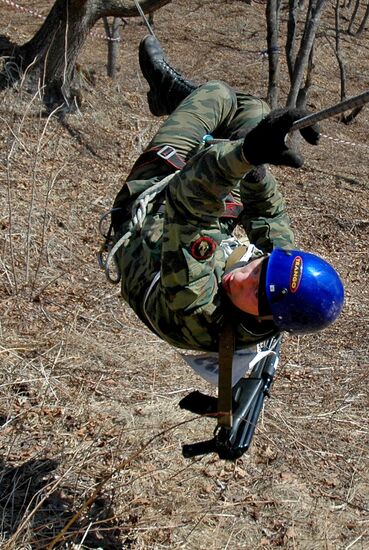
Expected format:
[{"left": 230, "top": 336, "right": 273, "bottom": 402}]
[
  {"left": 142, "top": 81, "right": 270, "bottom": 163},
  {"left": 113, "top": 80, "right": 270, "bottom": 214}
]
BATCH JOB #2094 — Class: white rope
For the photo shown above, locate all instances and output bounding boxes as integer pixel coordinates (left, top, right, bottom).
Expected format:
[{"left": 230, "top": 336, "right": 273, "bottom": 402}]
[
  {"left": 1, "top": 0, "right": 44, "bottom": 18},
  {"left": 103, "top": 172, "right": 177, "bottom": 283},
  {"left": 130, "top": 171, "right": 178, "bottom": 229}
]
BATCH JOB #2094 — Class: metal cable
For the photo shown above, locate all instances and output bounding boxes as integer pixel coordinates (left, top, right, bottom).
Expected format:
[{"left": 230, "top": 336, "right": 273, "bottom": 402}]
[
  {"left": 133, "top": 0, "right": 156, "bottom": 37},
  {"left": 292, "top": 90, "right": 369, "bottom": 131}
]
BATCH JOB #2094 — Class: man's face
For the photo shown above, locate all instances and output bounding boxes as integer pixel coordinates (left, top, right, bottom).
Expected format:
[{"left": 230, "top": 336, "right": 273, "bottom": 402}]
[{"left": 221, "top": 257, "right": 264, "bottom": 316}]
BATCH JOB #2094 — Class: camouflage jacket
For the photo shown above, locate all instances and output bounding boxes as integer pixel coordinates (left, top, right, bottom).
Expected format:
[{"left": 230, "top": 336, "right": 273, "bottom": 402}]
[{"left": 114, "top": 140, "right": 294, "bottom": 352}]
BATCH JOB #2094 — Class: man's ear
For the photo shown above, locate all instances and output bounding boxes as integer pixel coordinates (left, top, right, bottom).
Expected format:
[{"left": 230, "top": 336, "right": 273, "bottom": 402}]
[
  {"left": 222, "top": 260, "right": 249, "bottom": 278},
  {"left": 224, "top": 245, "right": 249, "bottom": 271}
]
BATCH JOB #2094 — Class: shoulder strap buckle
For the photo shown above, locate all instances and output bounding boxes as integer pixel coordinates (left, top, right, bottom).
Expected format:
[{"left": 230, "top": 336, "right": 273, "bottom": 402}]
[{"left": 157, "top": 145, "right": 177, "bottom": 160}]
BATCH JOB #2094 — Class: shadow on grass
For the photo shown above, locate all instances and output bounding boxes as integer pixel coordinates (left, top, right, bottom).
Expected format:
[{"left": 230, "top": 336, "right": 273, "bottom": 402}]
[{"left": 0, "top": 458, "right": 125, "bottom": 549}]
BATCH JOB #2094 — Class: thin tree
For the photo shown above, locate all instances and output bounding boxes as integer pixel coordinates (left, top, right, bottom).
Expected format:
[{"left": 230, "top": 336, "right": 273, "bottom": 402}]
[
  {"left": 287, "top": 0, "right": 327, "bottom": 107},
  {"left": 347, "top": 0, "right": 360, "bottom": 34},
  {"left": 266, "top": 0, "right": 327, "bottom": 109},
  {"left": 334, "top": 0, "right": 347, "bottom": 103},
  {"left": 355, "top": 1, "right": 369, "bottom": 35},
  {"left": 286, "top": 0, "right": 300, "bottom": 82},
  {"left": 326, "top": 0, "right": 364, "bottom": 123},
  {"left": 266, "top": 0, "right": 282, "bottom": 108},
  {"left": 103, "top": 17, "right": 124, "bottom": 79}
]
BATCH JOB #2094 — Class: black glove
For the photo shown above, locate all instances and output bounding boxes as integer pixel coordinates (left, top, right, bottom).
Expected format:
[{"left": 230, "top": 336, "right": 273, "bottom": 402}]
[
  {"left": 242, "top": 108, "right": 320, "bottom": 168},
  {"left": 244, "top": 164, "right": 267, "bottom": 183}
]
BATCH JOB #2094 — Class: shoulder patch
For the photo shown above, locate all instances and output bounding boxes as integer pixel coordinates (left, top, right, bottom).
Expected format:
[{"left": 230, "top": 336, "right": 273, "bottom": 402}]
[{"left": 190, "top": 236, "right": 216, "bottom": 260}]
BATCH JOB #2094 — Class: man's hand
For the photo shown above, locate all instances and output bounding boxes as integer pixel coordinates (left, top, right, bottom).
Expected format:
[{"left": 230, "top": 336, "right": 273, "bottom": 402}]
[{"left": 243, "top": 108, "right": 320, "bottom": 168}]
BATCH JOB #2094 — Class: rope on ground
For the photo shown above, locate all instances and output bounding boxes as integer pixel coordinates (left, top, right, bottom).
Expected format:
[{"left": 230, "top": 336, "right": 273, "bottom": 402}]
[{"left": 321, "top": 133, "right": 369, "bottom": 150}]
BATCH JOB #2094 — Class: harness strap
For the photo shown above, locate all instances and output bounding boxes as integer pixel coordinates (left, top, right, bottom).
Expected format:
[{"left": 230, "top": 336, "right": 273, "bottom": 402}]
[
  {"left": 128, "top": 145, "right": 186, "bottom": 176},
  {"left": 129, "top": 144, "right": 243, "bottom": 219},
  {"left": 217, "top": 317, "right": 235, "bottom": 428}
]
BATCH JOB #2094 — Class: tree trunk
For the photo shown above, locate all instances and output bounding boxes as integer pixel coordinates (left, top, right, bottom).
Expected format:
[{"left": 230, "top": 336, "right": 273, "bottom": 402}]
[
  {"left": 286, "top": 0, "right": 300, "bottom": 82},
  {"left": 355, "top": 1, "right": 369, "bottom": 35},
  {"left": 0, "top": 0, "right": 171, "bottom": 114},
  {"left": 103, "top": 17, "right": 123, "bottom": 78},
  {"left": 287, "top": 0, "right": 327, "bottom": 107},
  {"left": 347, "top": 0, "right": 360, "bottom": 34},
  {"left": 334, "top": 0, "right": 347, "bottom": 103},
  {"left": 296, "top": 42, "right": 315, "bottom": 107},
  {"left": 266, "top": 0, "right": 281, "bottom": 108}
]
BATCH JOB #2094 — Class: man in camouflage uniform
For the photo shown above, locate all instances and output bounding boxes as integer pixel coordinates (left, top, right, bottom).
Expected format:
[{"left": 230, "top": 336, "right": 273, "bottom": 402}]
[{"left": 109, "top": 36, "right": 343, "bottom": 353}]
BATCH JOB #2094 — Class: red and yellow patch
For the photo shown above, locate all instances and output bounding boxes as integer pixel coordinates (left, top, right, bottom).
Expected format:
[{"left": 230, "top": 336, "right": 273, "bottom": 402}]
[{"left": 190, "top": 236, "right": 216, "bottom": 260}]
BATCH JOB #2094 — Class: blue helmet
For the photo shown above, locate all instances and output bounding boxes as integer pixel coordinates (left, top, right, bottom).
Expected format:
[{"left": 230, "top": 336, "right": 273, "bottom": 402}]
[{"left": 264, "top": 249, "right": 344, "bottom": 334}]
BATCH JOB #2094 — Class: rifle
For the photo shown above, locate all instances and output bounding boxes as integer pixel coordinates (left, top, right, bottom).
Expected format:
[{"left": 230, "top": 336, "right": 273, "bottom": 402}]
[{"left": 179, "top": 334, "right": 282, "bottom": 460}]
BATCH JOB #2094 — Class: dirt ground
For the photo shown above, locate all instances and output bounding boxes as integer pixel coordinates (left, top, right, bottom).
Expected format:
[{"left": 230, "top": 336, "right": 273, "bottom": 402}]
[{"left": 0, "top": 0, "right": 368, "bottom": 548}]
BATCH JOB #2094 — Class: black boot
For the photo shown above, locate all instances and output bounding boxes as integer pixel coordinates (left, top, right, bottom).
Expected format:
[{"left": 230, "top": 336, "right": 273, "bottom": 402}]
[{"left": 139, "top": 35, "right": 198, "bottom": 116}]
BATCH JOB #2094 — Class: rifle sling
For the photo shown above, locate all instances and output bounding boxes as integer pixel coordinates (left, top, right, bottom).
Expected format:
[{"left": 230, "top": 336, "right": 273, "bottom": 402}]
[{"left": 217, "top": 317, "right": 235, "bottom": 428}]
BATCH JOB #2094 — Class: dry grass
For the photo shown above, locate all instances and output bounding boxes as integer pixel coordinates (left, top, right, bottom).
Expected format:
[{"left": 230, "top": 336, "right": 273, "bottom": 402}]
[{"left": 0, "top": 0, "right": 369, "bottom": 548}]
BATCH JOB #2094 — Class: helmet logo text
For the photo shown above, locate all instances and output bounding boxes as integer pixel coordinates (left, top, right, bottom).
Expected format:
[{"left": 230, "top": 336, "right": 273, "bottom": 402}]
[{"left": 290, "top": 256, "right": 303, "bottom": 293}]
